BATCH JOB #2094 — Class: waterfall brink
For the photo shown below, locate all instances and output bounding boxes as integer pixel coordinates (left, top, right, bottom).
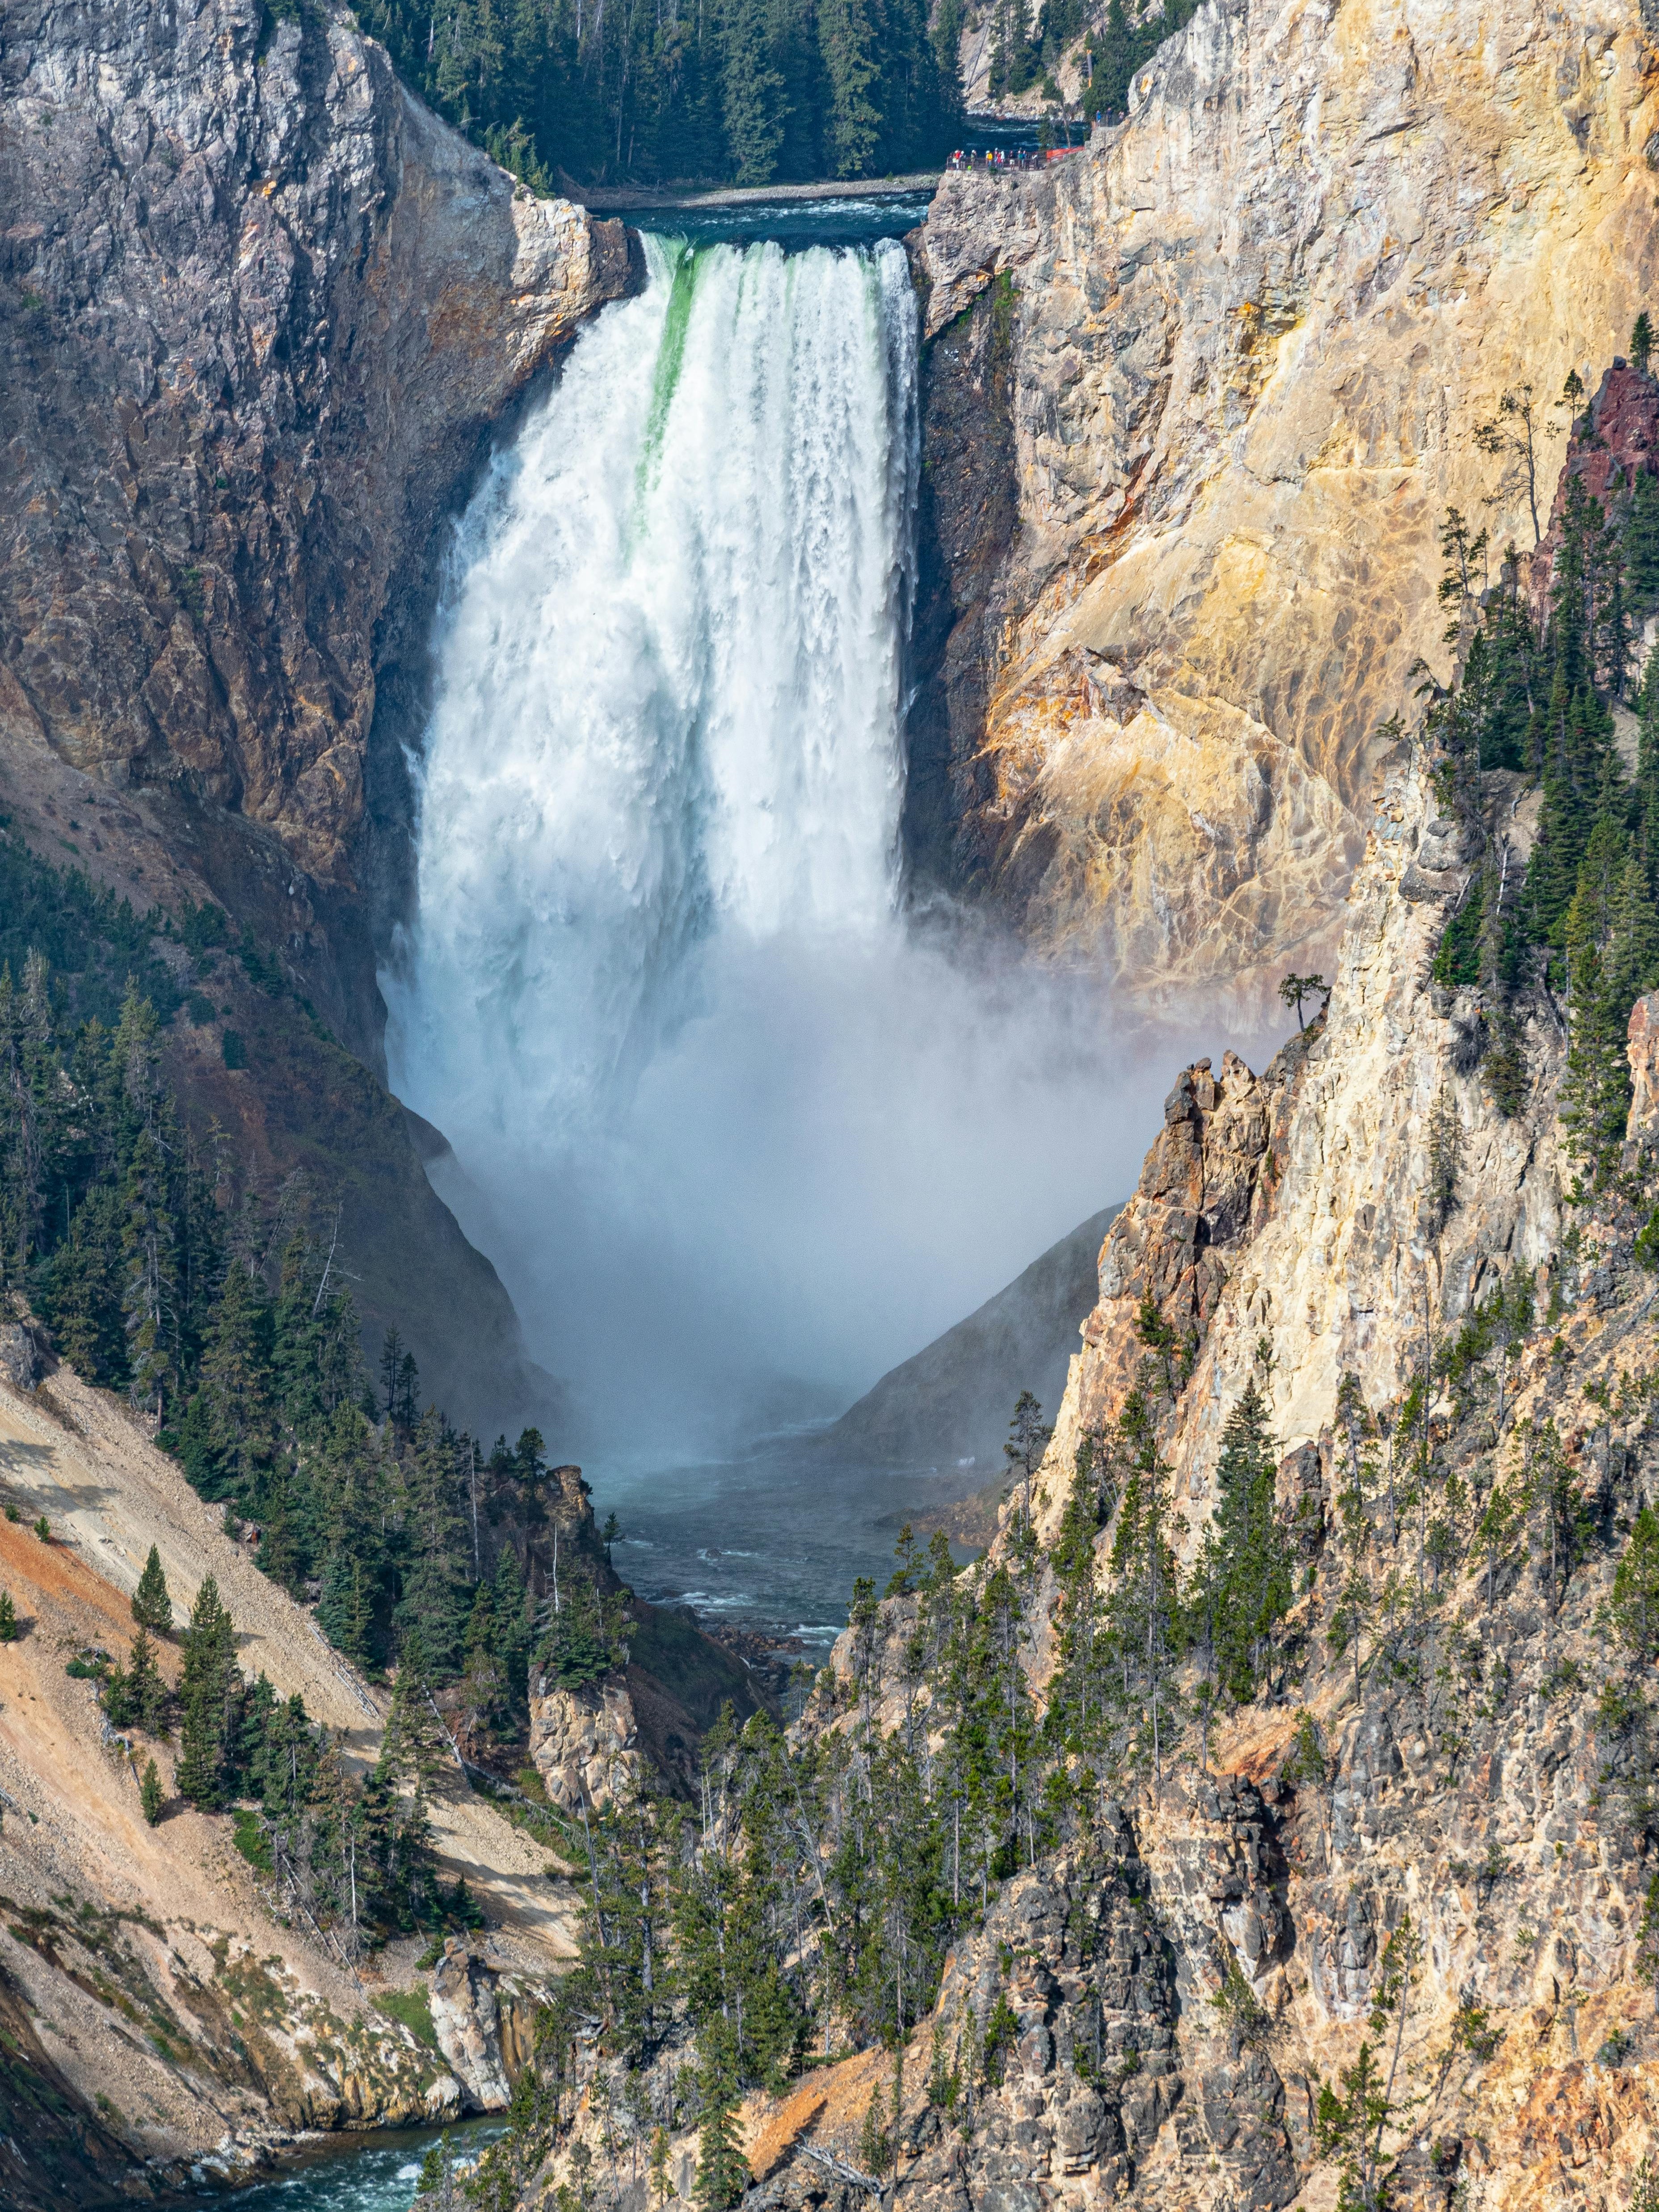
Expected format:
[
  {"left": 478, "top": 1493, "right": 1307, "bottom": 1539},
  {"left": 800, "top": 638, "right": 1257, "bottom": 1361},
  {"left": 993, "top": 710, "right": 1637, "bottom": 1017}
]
[
  {"left": 388, "top": 235, "right": 1154, "bottom": 1462},
  {"left": 391, "top": 237, "right": 917, "bottom": 1136}
]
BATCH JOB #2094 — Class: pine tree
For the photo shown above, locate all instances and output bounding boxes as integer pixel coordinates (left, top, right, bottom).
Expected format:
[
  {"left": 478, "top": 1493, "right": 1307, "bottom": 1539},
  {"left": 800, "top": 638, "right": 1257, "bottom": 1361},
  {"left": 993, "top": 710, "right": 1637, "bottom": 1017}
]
[
  {"left": 1629, "top": 468, "right": 1659, "bottom": 611},
  {"left": 120, "top": 1127, "right": 178, "bottom": 1417},
  {"left": 43, "top": 1185, "right": 127, "bottom": 1386},
  {"left": 395, "top": 1412, "right": 472, "bottom": 1676},
  {"left": 458, "top": 1579, "right": 509, "bottom": 1753},
  {"left": 272, "top": 1229, "right": 325, "bottom": 1434},
  {"left": 176, "top": 1576, "right": 238, "bottom": 1811},
  {"left": 1206, "top": 1379, "right": 1291, "bottom": 1702},
  {"left": 1611, "top": 848, "right": 1659, "bottom": 1006},
  {"left": 818, "top": 0, "right": 883, "bottom": 175},
  {"left": 722, "top": 0, "right": 789, "bottom": 182},
  {"left": 379, "top": 1635, "right": 450, "bottom": 1806},
  {"left": 1107, "top": 1393, "right": 1182, "bottom": 1780},
  {"left": 132, "top": 1543, "right": 173, "bottom": 1633},
  {"left": 493, "top": 1542, "right": 531, "bottom": 1710},
  {"left": 102, "top": 1652, "right": 137, "bottom": 1728},
  {"left": 415, "top": 2132, "right": 457, "bottom": 2208},
  {"left": 1635, "top": 311, "right": 1655, "bottom": 376},
  {"left": 1091, "top": 0, "right": 1133, "bottom": 109},
  {"left": 194, "top": 1260, "right": 276, "bottom": 1504},
  {"left": 139, "top": 1758, "right": 165, "bottom": 1825},
  {"left": 1562, "top": 807, "right": 1641, "bottom": 1183},
  {"left": 0, "top": 1590, "right": 14, "bottom": 1642},
  {"left": 1314, "top": 1917, "right": 1421, "bottom": 2212},
  {"left": 1003, "top": 1389, "right": 1052, "bottom": 1526},
  {"left": 128, "top": 1624, "right": 166, "bottom": 1732},
  {"left": 318, "top": 1547, "right": 376, "bottom": 1665},
  {"left": 261, "top": 1690, "right": 321, "bottom": 1832},
  {"left": 694, "top": 2037, "right": 753, "bottom": 2210},
  {"left": 1528, "top": 673, "right": 1622, "bottom": 946},
  {"left": 1612, "top": 1506, "right": 1659, "bottom": 1660}
]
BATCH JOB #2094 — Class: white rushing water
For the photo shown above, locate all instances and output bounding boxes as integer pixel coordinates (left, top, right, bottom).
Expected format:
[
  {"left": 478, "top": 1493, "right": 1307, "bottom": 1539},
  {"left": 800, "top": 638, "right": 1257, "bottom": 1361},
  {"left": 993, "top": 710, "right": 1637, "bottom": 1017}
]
[{"left": 387, "top": 235, "right": 1162, "bottom": 1461}]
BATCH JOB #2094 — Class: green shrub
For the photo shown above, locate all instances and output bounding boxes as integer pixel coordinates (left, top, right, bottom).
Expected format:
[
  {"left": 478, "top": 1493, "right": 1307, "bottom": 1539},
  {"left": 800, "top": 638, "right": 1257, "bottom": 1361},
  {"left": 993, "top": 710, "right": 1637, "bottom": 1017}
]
[
  {"left": 232, "top": 1809, "right": 274, "bottom": 1874},
  {"left": 373, "top": 1986, "right": 439, "bottom": 2049}
]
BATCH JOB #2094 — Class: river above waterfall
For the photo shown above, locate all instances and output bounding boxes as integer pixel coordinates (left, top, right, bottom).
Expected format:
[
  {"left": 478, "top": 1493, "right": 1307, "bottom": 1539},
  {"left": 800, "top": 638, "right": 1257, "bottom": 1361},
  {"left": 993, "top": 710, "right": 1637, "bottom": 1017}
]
[{"left": 586, "top": 185, "right": 936, "bottom": 251}]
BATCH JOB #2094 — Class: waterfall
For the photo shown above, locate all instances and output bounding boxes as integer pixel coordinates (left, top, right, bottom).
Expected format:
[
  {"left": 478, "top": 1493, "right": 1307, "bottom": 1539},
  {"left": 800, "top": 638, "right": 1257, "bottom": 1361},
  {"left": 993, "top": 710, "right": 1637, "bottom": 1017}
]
[
  {"left": 390, "top": 236, "right": 915, "bottom": 1131},
  {"left": 387, "top": 234, "right": 1154, "bottom": 1461}
]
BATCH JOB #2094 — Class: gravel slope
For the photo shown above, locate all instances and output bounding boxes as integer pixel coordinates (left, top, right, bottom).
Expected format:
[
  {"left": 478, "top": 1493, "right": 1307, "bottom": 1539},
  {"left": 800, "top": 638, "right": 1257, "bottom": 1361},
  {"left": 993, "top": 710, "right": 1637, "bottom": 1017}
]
[{"left": 0, "top": 1361, "right": 577, "bottom": 2194}]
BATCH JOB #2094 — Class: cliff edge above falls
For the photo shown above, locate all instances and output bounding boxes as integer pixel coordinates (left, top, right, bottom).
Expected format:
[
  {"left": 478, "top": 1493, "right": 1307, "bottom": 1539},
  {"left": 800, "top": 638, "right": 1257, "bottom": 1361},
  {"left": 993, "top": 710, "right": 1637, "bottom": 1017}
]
[{"left": 908, "top": 0, "right": 1659, "bottom": 1020}]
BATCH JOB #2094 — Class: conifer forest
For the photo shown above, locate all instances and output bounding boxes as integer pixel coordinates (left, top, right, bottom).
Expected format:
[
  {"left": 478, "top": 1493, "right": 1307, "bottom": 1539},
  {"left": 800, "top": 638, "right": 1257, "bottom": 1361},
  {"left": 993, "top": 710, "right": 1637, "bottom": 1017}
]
[{"left": 343, "top": 0, "right": 1200, "bottom": 188}]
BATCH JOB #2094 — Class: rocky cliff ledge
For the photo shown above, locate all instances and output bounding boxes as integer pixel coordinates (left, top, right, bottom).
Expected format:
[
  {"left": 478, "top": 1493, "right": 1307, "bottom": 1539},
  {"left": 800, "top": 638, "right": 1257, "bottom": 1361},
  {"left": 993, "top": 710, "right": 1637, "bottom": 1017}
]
[
  {"left": 758, "top": 759, "right": 1646, "bottom": 2212},
  {"left": 908, "top": 0, "right": 1659, "bottom": 1018},
  {"left": 477, "top": 726, "right": 1659, "bottom": 2212}
]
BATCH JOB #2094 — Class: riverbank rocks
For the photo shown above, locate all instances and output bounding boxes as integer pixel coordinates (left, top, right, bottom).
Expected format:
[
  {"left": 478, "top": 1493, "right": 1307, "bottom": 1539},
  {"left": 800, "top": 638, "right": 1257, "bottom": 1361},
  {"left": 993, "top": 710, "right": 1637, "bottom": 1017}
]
[{"left": 429, "top": 1940, "right": 513, "bottom": 2110}]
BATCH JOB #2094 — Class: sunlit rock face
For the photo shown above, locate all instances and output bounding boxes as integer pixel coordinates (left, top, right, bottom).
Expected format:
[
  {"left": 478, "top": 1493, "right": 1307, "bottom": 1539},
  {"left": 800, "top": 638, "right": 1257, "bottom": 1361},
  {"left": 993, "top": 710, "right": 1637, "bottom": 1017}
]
[
  {"left": 910, "top": 0, "right": 1659, "bottom": 1019},
  {"left": 0, "top": 0, "right": 635, "bottom": 888}
]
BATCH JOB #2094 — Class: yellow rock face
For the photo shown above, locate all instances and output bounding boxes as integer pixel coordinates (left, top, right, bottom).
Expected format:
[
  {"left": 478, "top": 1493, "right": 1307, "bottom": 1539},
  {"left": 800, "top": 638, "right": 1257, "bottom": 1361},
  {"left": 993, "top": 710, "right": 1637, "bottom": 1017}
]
[{"left": 917, "top": 0, "right": 1659, "bottom": 1014}]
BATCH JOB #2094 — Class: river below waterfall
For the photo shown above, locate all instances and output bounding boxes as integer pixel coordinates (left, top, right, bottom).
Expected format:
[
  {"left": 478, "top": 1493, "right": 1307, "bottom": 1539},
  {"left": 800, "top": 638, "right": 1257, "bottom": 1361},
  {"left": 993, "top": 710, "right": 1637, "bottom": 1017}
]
[
  {"left": 151, "top": 2121, "right": 504, "bottom": 2212},
  {"left": 383, "top": 204, "right": 1167, "bottom": 1642}
]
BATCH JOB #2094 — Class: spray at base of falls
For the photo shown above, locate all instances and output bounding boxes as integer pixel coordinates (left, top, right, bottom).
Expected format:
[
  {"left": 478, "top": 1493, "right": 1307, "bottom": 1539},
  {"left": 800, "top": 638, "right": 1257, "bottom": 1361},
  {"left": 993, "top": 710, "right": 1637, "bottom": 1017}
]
[{"left": 387, "top": 234, "right": 1165, "bottom": 1461}]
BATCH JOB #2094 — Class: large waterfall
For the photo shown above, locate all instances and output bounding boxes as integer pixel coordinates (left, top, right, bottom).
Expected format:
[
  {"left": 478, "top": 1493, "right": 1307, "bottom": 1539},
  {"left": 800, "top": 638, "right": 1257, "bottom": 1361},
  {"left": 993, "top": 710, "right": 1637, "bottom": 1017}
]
[{"left": 387, "top": 235, "right": 1154, "bottom": 1463}]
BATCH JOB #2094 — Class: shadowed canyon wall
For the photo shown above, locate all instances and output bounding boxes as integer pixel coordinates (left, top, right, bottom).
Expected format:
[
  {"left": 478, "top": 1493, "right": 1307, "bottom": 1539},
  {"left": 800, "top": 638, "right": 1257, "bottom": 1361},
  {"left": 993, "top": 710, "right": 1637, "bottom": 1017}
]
[{"left": 0, "top": 0, "right": 636, "bottom": 1425}]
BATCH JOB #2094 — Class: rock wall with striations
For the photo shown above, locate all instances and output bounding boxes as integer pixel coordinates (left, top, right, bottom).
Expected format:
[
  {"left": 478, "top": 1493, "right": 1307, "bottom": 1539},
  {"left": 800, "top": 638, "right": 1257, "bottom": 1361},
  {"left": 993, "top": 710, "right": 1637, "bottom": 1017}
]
[
  {"left": 908, "top": 0, "right": 1659, "bottom": 1020},
  {"left": 0, "top": 0, "right": 637, "bottom": 1424},
  {"left": 740, "top": 750, "right": 1654, "bottom": 2212}
]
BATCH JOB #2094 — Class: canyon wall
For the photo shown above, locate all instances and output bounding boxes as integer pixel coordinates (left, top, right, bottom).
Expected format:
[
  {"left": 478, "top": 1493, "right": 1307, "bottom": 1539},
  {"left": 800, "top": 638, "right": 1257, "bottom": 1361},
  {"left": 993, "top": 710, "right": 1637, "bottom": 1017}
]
[
  {"left": 0, "top": 1357, "right": 579, "bottom": 2206},
  {"left": 495, "top": 710, "right": 1659, "bottom": 2212},
  {"left": 0, "top": 0, "right": 636, "bottom": 1424},
  {"left": 1, "top": 0, "right": 633, "bottom": 937},
  {"left": 910, "top": 0, "right": 1659, "bottom": 1017},
  {"left": 729, "top": 760, "right": 1652, "bottom": 2212}
]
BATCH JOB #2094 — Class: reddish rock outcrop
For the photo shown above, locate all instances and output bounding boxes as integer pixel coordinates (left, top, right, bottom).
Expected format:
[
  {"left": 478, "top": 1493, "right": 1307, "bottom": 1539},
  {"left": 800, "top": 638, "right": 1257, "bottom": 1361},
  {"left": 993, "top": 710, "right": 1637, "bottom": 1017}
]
[
  {"left": 1629, "top": 993, "right": 1659, "bottom": 1136},
  {"left": 1530, "top": 361, "right": 1659, "bottom": 623}
]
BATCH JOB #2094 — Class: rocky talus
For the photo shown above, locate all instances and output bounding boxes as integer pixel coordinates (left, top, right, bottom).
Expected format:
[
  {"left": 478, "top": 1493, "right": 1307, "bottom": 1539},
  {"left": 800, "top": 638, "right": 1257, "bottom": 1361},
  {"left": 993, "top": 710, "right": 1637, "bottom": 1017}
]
[{"left": 909, "top": 0, "right": 1659, "bottom": 1018}]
